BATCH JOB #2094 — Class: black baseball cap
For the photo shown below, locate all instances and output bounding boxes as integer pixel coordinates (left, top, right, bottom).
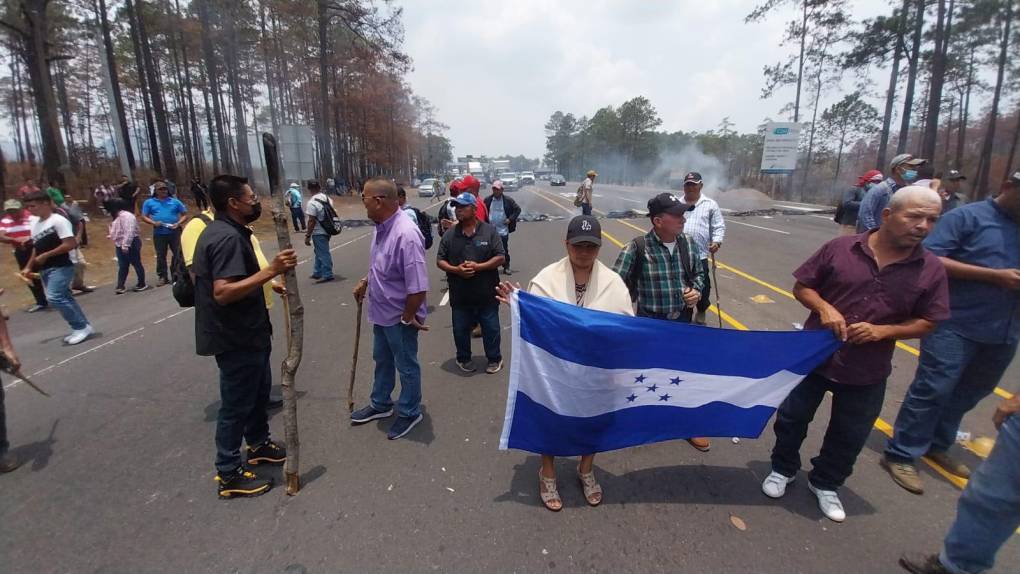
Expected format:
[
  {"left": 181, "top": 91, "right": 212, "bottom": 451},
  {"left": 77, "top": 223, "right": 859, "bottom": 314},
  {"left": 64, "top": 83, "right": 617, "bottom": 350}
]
[
  {"left": 683, "top": 172, "right": 703, "bottom": 184},
  {"left": 566, "top": 215, "right": 602, "bottom": 246},
  {"left": 946, "top": 170, "right": 967, "bottom": 181},
  {"left": 648, "top": 193, "right": 695, "bottom": 218}
]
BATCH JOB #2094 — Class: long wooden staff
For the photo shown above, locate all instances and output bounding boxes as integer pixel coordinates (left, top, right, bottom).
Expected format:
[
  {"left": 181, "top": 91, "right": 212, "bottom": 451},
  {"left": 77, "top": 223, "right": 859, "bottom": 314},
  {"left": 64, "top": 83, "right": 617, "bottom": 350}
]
[
  {"left": 263, "top": 133, "right": 305, "bottom": 495},
  {"left": 347, "top": 299, "right": 363, "bottom": 412}
]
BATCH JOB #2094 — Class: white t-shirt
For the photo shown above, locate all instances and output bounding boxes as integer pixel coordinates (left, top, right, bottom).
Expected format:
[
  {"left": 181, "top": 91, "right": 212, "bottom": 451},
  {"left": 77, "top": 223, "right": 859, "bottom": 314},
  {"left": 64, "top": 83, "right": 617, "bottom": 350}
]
[
  {"left": 662, "top": 240, "right": 676, "bottom": 256},
  {"left": 305, "top": 192, "right": 332, "bottom": 236},
  {"left": 30, "top": 213, "right": 75, "bottom": 269}
]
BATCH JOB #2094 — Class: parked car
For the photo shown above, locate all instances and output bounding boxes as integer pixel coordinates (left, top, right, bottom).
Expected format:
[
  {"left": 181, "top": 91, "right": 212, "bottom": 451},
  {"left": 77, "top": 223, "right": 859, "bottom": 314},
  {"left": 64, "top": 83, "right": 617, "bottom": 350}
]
[
  {"left": 417, "top": 178, "right": 442, "bottom": 197},
  {"left": 550, "top": 174, "right": 566, "bottom": 186},
  {"left": 520, "top": 171, "right": 536, "bottom": 185},
  {"left": 501, "top": 172, "right": 519, "bottom": 190}
]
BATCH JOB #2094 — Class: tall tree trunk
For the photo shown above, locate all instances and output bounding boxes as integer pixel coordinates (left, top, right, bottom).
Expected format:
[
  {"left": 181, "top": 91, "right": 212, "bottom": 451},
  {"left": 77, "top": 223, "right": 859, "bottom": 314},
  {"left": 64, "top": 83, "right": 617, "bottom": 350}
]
[
  {"left": 9, "top": 56, "right": 26, "bottom": 164},
  {"left": 943, "top": 96, "right": 954, "bottom": 168},
  {"left": 316, "top": 0, "right": 334, "bottom": 177},
  {"left": 896, "top": 0, "right": 925, "bottom": 154},
  {"left": 164, "top": 4, "right": 194, "bottom": 179},
  {"left": 1004, "top": 107, "right": 1020, "bottom": 181},
  {"left": 800, "top": 47, "right": 828, "bottom": 193},
  {"left": 259, "top": 0, "right": 279, "bottom": 137},
  {"left": 974, "top": 1, "right": 1012, "bottom": 199},
  {"left": 876, "top": 14, "right": 904, "bottom": 171},
  {"left": 18, "top": 0, "right": 69, "bottom": 185},
  {"left": 125, "top": 0, "right": 160, "bottom": 172},
  {"left": 97, "top": 0, "right": 135, "bottom": 170},
  {"left": 55, "top": 60, "right": 77, "bottom": 170},
  {"left": 223, "top": 8, "right": 252, "bottom": 180},
  {"left": 136, "top": 0, "right": 178, "bottom": 182},
  {"left": 956, "top": 47, "right": 975, "bottom": 170},
  {"left": 793, "top": 0, "right": 808, "bottom": 123},
  {"left": 176, "top": 0, "right": 204, "bottom": 179},
  {"left": 197, "top": 0, "right": 231, "bottom": 173},
  {"left": 921, "top": 0, "right": 951, "bottom": 159},
  {"left": 200, "top": 64, "right": 219, "bottom": 173}
]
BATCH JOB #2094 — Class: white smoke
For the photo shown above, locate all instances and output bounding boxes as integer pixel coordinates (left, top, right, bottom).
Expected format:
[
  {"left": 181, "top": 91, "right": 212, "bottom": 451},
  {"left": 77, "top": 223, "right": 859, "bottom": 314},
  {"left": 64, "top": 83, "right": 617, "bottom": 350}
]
[{"left": 648, "top": 144, "right": 731, "bottom": 198}]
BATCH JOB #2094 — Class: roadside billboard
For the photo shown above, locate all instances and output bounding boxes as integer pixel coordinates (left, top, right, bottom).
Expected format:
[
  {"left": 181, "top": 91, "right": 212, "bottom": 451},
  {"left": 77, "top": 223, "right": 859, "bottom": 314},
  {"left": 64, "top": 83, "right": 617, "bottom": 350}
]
[{"left": 760, "top": 122, "right": 801, "bottom": 174}]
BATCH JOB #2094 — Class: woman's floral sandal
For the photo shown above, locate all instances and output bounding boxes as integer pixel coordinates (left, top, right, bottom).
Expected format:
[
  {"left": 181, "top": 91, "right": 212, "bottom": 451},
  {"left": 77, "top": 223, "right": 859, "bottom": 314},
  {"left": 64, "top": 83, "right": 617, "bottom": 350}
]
[
  {"left": 577, "top": 467, "right": 603, "bottom": 506},
  {"left": 538, "top": 471, "right": 563, "bottom": 512}
]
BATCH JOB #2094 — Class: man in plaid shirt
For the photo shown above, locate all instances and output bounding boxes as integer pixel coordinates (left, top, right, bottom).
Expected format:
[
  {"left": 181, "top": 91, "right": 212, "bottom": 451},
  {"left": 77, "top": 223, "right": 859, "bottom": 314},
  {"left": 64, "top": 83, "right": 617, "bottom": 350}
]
[
  {"left": 613, "top": 193, "right": 707, "bottom": 319},
  {"left": 613, "top": 192, "right": 710, "bottom": 451}
]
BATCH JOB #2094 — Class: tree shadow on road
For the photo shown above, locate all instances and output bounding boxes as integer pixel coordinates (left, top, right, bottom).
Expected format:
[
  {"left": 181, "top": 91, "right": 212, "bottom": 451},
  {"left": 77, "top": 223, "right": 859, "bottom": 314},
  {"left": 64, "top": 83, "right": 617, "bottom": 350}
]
[
  {"left": 10, "top": 418, "right": 59, "bottom": 472},
  {"left": 492, "top": 455, "right": 876, "bottom": 520}
]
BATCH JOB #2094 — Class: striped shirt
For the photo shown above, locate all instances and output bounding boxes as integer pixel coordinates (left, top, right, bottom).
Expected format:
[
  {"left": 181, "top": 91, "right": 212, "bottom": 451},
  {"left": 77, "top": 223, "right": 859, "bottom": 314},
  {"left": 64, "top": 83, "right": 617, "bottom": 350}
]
[
  {"left": 0, "top": 210, "right": 34, "bottom": 250},
  {"left": 612, "top": 229, "right": 707, "bottom": 316},
  {"left": 681, "top": 194, "right": 725, "bottom": 259}
]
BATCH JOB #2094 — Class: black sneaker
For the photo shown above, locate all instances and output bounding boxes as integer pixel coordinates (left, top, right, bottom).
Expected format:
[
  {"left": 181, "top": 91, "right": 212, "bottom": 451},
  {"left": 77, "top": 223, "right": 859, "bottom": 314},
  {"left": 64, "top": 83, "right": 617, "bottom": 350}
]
[
  {"left": 215, "top": 466, "right": 273, "bottom": 499},
  {"left": 350, "top": 405, "right": 394, "bottom": 425},
  {"left": 387, "top": 413, "right": 424, "bottom": 440},
  {"left": 457, "top": 360, "right": 476, "bottom": 373},
  {"left": 0, "top": 452, "right": 21, "bottom": 473},
  {"left": 267, "top": 396, "right": 283, "bottom": 410},
  {"left": 246, "top": 440, "right": 287, "bottom": 466},
  {"left": 898, "top": 553, "right": 951, "bottom": 574}
]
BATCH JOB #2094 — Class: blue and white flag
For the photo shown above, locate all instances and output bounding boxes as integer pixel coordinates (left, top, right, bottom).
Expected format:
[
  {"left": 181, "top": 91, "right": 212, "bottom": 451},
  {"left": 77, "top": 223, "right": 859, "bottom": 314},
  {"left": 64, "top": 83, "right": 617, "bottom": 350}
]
[{"left": 499, "top": 291, "right": 840, "bottom": 456}]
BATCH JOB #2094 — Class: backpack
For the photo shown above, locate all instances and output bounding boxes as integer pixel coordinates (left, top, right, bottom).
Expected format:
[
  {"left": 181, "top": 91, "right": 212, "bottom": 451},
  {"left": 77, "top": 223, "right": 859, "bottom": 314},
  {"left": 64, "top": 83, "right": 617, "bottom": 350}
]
[
  {"left": 172, "top": 213, "right": 211, "bottom": 308},
  {"left": 410, "top": 207, "right": 434, "bottom": 249},
  {"left": 314, "top": 197, "right": 343, "bottom": 235},
  {"left": 624, "top": 235, "right": 693, "bottom": 302}
]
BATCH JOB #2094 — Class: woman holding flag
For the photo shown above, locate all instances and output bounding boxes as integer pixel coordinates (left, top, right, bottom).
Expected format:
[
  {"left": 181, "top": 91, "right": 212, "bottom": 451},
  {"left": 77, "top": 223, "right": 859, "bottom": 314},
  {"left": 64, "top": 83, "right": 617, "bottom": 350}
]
[{"left": 496, "top": 215, "right": 633, "bottom": 511}]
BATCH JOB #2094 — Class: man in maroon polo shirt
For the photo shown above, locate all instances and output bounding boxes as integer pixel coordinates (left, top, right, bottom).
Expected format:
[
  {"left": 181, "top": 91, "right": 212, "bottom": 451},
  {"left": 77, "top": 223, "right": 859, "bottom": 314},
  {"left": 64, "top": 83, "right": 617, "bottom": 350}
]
[{"left": 761, "top": 186, "right": 950, "bottom": 523}]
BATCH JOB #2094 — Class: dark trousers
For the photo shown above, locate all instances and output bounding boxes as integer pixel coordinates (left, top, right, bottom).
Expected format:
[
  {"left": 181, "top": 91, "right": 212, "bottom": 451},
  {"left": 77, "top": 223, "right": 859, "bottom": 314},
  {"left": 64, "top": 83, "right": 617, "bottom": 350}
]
[
  {"left": 194, "top": 191, "right": 209, "bottom": 211},
  {"left": 771, "top": 372, "right": 886, "bottom": 491},
  {"left": 152, "top": 232, "right": 181, "bottom": 281},
  {"left": 452, "top": 304, "right": 502, "bottom": 363},
  {"left": 500, "top": 234, "right": 510, "bottom": 270},
  {"left": 13, "top": 248, "right": 47, "bottom": 307},
  {"left": 697, "top": 258, "right": 711, "bottom": 313},
  {"left": 115, "top": 237, "right": 146, "bottom": 290},
  {"left": 581, "top": 203, "right": 592, "bottom": 216},
  {"left": 289, "top": 206, "right": 306, "bottom": 231},
  {"left": 214, "top": 347, "right": 272, "bottom": 473},
  {"left": 0, "top": 375, "right": 8, "bottom": 456}
]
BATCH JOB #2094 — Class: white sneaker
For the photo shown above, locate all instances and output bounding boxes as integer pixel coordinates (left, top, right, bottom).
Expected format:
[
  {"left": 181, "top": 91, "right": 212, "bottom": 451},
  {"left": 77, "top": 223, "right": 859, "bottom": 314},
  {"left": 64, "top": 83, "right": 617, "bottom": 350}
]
[
  {"left": 809, "top": 483, "right": 846, "bottom": 522},
  {"left": 762, "top": 470, "right": 795, "bottom": 498},
  {"left": 65, "top": 324, "right": 94, "bottom": 346}
]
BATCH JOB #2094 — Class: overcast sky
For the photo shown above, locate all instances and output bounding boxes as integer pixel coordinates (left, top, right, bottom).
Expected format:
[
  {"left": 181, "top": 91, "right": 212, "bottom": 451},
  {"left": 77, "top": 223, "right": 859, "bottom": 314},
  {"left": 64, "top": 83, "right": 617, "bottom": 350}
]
[{"left": 402, "top": 0, "right": 891, "bottom": 160}]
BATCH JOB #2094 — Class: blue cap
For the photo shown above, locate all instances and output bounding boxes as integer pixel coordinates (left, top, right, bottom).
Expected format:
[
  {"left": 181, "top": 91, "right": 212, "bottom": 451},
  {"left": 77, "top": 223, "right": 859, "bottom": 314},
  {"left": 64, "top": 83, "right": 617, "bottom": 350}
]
[{"left": 452, "top": 192, "right": 476, "bottom": 207}]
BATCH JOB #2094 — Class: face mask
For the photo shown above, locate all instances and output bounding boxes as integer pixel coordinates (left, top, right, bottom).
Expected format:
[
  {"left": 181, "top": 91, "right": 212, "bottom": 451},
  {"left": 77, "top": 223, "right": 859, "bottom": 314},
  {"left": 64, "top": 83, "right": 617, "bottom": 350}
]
[
  {"left": 903, "top": 169, "right": 918, "bottom": 182},
  {"left": 244, "top": 202, "right": 262, "bottom": 223}
]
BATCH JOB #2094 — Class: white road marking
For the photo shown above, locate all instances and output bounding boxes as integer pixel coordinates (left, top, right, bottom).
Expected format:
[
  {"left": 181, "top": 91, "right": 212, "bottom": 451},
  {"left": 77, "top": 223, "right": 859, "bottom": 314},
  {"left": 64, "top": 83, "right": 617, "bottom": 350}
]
[
  {"left": 728, "top": 220, "right": 791, "bottom": 235},
  {"left": 153, "top": 308, "right": 193, "bottom": 324},
  {"left": 773, "top": 204, "right": 824, "bottom": 212},
  {"left": 619, "top": 197, "right": 645, "bottom": 204},
  {"left": 329, "top": 232, "right": 371, "bottom": 252},
  {"left": 810, "top": 214, "right": 835, "bottom": 220},
  {"left": 5, "top": 327, "right": 146, "bottom": 390},
  {"left": 440, "top": 291, "right": 450, "bottom": 306}
]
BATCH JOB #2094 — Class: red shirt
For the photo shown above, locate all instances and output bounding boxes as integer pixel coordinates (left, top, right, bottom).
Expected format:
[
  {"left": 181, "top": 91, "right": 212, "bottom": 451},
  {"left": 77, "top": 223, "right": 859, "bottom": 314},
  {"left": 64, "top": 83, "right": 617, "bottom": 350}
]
[
  {"left": 16, "top": 185, "right": 39, "bottom": 198},
  {"left": 474, "top": 194, "right": 488, "bottom": 223},
  {"left": 0, "top": 209, "right": 33, "bottom": 250},
  {"left": 793, "top": 231, "right": 950, "bottom": 386}
]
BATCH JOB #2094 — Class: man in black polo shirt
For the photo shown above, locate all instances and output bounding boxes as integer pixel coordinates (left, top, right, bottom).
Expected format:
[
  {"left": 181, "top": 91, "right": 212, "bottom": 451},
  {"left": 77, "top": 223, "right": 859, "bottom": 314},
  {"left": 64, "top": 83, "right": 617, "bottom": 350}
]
[
  {"left": 192, "top": 175, "right": 297, "bottom": 499},
  {"left": 437, "top": 191, "right": 506, "bottom": 374}
]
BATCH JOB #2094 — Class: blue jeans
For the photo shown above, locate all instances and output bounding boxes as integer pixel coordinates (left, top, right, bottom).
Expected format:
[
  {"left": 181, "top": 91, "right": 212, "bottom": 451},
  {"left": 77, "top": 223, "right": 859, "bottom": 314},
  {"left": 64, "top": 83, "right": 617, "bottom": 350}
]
[
  {"left": 214, "top": 348, "right": 272, "bottom": 472},
  {"left": 581, "top": 203, "right": 592, "bottom": 216},
  {"left": 311, "top": 234, "right": 333, "bottom": 279},
  {"left": 115, "top": 237, "right": 146, "bottom": 290},
  {"left": 886, "top": 326, "right": 1018, "bottom": 462},
  {"left": 939, "top": 414, "right": 1020, "bottom": 574},
  {"left": 451, "top": 304, "right": 502, "bottom": 364},
  {"left": 289, "top": 206, "right": 305, "bottom": 231},
  {"left": 40, "top": 266, "right": 89, "bottom": 331},
  {"left": 371, "top": 324, "right": 422, "bottom": 418}
]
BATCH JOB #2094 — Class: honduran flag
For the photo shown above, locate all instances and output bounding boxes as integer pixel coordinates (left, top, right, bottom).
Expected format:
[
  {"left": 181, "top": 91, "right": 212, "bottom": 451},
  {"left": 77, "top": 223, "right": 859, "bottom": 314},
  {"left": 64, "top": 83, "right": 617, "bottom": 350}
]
[{"left": 499, "top": 291, "right": 840, "bottom": 456}]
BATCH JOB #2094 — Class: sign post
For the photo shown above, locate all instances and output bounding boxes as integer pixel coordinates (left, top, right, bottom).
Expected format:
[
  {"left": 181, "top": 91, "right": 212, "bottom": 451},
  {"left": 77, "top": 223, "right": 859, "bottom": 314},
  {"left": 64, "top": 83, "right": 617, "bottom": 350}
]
[{"left": 760, "top": 122, "right": 801, "bottom": 175}]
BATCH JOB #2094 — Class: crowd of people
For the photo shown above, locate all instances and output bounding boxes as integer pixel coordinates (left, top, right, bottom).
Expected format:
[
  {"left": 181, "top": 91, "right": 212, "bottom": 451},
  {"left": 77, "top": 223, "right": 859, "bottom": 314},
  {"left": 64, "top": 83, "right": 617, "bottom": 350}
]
[{"left": 0, "top": 159, "right": 1018, "bottom": 573}]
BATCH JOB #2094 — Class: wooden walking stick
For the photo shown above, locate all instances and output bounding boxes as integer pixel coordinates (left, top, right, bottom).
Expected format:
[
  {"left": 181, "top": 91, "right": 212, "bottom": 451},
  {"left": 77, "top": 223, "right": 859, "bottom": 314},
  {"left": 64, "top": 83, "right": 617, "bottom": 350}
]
[
  {"left": 711, "top": 252, "right": 723, "bottom": 329},
  {"left": 263, "top": 132, "right": 305, "bottom": 495},
  {"left": 347, "top": 298, "right": 363, "bottom": 412}
]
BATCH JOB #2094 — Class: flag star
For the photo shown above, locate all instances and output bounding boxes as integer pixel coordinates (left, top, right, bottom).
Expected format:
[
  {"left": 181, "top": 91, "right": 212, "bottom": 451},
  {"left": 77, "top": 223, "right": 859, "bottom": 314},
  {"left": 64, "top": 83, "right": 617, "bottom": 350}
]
[
  {"left": 669, "top": 377, "right": 682, "bottom": 386},
  {"left": 659, "top": 394, "right": 671, "bottom": 402},
  {"left": 646, "top": 384, "right": 658, "bottom": 393},
  {"left": 634, "top": 374, "right": 647, "bottom": 383},
  {"left": 626, "top": 393, "right": 638, "bottom": 403}
]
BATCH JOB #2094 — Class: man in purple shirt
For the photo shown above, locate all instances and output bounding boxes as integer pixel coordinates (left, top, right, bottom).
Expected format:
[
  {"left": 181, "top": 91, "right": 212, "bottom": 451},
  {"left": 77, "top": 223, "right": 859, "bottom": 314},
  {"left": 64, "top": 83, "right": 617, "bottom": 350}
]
[
  {"left": 350, "top": 178, "right": 430, "bottom": 440},
  {"left": 761, "top": 186, "right": 950, "bottom": 523}
]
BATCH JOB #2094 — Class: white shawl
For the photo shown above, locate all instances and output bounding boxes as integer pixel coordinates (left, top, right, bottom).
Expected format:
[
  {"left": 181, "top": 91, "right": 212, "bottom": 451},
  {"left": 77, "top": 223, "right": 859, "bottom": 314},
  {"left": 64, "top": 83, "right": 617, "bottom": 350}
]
[{"left": 527, "top": 257, "right": 634, "bottom": 316}]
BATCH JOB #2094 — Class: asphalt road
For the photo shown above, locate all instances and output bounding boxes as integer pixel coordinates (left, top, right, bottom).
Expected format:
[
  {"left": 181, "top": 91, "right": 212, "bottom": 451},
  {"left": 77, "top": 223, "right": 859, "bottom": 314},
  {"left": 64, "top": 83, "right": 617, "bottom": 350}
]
[{"left": 1, "top": 182, "right": 1016, "bottom": 573}]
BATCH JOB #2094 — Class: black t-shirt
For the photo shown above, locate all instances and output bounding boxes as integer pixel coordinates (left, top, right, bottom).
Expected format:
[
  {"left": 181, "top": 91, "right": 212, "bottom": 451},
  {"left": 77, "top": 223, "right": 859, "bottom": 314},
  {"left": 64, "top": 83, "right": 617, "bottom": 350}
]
[
  {"left": 437, "top": 221, "right": 505, "bottom": 308},
  {"left": 192, "top": 216, "right": 271, "bottom": 356},
  {"left": 118, "top": 182, "right": 137, "bottom": 202}
]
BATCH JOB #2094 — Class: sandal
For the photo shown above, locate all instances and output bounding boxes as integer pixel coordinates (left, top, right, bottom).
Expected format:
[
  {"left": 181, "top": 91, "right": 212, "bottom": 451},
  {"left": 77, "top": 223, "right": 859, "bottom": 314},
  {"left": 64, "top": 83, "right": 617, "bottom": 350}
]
[
  {"left": 538, "top": 471, "right": 563, "bottom": 512},
  {"left": 577, "top": 466, "right": 603, "bottom": 506}
]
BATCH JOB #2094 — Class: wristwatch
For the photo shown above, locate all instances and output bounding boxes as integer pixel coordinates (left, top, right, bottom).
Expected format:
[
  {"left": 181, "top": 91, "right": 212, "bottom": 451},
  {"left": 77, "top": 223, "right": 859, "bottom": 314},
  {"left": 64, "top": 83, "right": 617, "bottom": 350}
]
[{"left": 400, "top": 318, "right": 412, "bottom": 326}]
